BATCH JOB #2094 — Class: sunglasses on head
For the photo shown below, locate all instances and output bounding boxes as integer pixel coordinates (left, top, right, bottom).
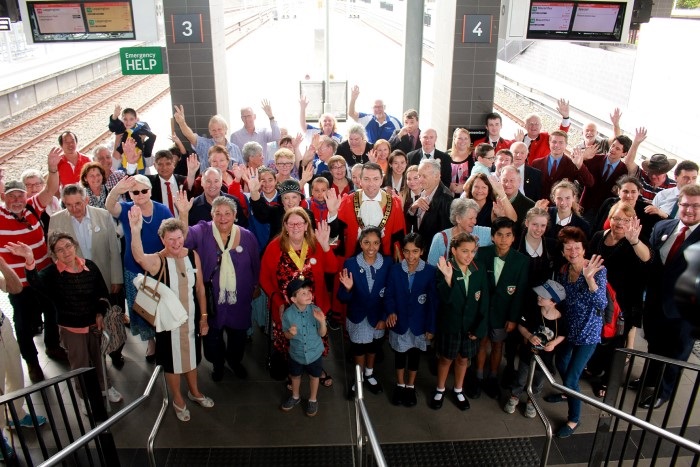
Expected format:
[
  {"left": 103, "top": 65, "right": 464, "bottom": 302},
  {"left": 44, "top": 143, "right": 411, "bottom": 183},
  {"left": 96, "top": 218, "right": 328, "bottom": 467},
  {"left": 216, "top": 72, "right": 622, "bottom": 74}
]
[{"left": 131, "top": 189, "right": 149, "bottom": 195}]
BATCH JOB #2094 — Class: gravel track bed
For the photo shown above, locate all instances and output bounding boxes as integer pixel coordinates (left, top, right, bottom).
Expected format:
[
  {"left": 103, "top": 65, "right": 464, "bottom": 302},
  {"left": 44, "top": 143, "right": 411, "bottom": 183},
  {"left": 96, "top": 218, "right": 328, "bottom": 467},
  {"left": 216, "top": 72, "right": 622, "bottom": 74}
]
[{"left": 1, "top": 75, "right": 169, "bottom": 181}]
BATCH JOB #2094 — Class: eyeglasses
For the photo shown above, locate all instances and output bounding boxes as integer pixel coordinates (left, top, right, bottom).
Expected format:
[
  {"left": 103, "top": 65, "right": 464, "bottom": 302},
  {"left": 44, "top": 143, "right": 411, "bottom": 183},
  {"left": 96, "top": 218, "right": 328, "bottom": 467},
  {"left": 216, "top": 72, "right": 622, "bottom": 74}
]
[
  {"left": 54, "top": 243, "right": 76, "bottom": 255},
  {"left": 483, "top": 156, "right": 496, "bottom": 161},
  {"left": 131, "top": 189, "right": 149, "bottom": 195},
  {"left": 679, "top": 203, "right": 700, "bottom": 210},
  {"left": 24, "top": 182, "right": 44, "bottom": 189},
  {"left": 286, "top": 222, "right": 306, "bottom": 229},
  {"left": 610, "top": 217, "right": 631, "bottom": 224},
  {"left": 276, "top": 162, "right": 293, "bottom": 167}
]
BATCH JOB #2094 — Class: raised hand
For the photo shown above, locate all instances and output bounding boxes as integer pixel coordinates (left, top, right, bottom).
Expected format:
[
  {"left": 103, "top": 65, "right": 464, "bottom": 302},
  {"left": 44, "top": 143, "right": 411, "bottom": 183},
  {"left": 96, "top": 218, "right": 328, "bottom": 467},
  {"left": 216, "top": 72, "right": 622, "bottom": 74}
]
[
  {"left": 5, "top": 242, "right": 33, "bottom": 262},
  {"left": 633, "top": 127, "right": 647, "bottom": 145},
  {"left": 261, "top": 98, "right": 273, "bottom": 118},
  {"left": 583, "top": 254, "right": 604, "bottom": 282},
  {"left": 324, "top": 188, "right": 340, "bottom": 214},
  {"left": 174, "top": 187, "right": 193, "bottom": 213},
  {"left": 610, "top": 107, "right": 622, "bottom": 127},
  {"left": 47, "top": 147, "right": 63, "bottom": 172},
  {"left": 113, "top": 104, "right": 122, "bottom": 120},
  {"left": 300, "top": 162, "right": 314, "bottom": 186},
  {"left": 310, "top": 133, "right": 321, "bottom": 151},
  {"left": 186, "top": 154, "right": 200, "bottom": 175},
  {"left": 493, "top": 197, "right": 506, "bottom": 217},
  {"left": 623, "top": 216, "right": 642, "bottom": 244},
  {"left": 514, "top": 128, "right": 525, "bottom": 142},
  {"left": 173, "top": 105, "right": 186, "bottom": 124},
  {"left": 488, "top": 174, "right": 506, "bottom": 198},
  {"left": 436, "top": 256, "right": 453, "bottom": 285},
  {"left": 313, "top": 307, "right": 325, "bottom": 324},
  {"left": 582, "top": 143, "right": 599, "bottom": 160},
  {"left": 123, "top": 137, "right": 139, "bottom": 164},
  {"left": 293, "top": 132, "right": 304, "bottom": 148},
  {"left": 299, "top": 95, "right": 309, "bottom": 108},
  {"left": 314, "top": 220, "right": 331, "bottom": 251},
  {"left": 243, "top": 167, "right": 260, "bottom": 193},
  {"left": 127, "top": 205, "right": 143, "bottom": 231},
  {"left": 367, "top": 148, "right": 377, "bottom": 163},
  {"left": 351, "top": 85, "right": 360, "bottom": 100},
  {"left": 557, "top": 98, "right": 570, "bottom": 118},
  {"left": 570, "top": 147, "right": 584, "bottom": 168},
  {"left": 338, "top": 268, "right": 354, "bottom": 290},
  {"left": 534, "top": 199, "right": 550, "bottom": 210},
  {"left": 113, "top": 174, "right": 136, "bottom": 195}
]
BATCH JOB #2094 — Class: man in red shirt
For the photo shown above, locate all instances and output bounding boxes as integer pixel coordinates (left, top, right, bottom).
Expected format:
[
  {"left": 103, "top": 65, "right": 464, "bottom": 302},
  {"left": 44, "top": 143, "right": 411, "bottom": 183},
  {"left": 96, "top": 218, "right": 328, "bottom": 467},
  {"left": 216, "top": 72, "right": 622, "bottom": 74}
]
[
  {"left": 0, "top": 148, "right": 68, "bottom": 382},
  {"left": 517, "top": 98, "right": 571, "bottom": 164},
  {"left": 56, "top": 131, "right": 91, "bottom": 189},
  {"left": 472, "top": 112, "right": 513, "bottom": 154}
]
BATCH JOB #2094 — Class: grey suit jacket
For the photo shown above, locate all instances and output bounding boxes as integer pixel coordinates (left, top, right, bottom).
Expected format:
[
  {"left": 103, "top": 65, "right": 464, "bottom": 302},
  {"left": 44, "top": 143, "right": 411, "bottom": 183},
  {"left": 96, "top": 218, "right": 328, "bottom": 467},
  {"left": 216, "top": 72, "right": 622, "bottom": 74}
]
[{"left": 49, "top": 206, "right": 123, "bottom": 289}]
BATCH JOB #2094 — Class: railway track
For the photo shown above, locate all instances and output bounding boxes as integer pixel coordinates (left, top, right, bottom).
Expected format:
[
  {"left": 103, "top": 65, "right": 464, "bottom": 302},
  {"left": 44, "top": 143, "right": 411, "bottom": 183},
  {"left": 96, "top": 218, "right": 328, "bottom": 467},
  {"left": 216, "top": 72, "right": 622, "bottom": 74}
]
[{"left": 0, "top": 74, "right": 170, "bottom": 180}]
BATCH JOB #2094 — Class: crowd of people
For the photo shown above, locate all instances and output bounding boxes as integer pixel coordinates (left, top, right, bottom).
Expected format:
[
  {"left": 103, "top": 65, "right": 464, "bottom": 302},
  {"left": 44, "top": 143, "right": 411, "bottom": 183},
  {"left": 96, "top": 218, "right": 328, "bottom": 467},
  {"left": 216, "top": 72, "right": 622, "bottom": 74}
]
[{"left": 0, "top": 92, "right": 698, "bottom": 455}]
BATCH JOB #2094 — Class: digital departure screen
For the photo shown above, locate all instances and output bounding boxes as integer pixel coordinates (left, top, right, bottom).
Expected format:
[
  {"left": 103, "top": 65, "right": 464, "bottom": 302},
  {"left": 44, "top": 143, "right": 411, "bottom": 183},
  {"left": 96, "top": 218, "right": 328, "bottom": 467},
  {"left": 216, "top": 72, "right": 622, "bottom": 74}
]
[
  {"left": 527, "top": 0, "right": 626, "bottom": 41},
  {"left": 27, "top": 0, "right": 135, "bottom": 42}
]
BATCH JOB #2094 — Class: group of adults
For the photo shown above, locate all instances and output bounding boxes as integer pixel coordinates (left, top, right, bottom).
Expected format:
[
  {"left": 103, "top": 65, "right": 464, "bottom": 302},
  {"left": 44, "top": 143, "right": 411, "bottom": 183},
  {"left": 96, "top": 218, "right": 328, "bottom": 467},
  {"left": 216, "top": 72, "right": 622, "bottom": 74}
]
[{"left": 0, "top": 93, "right": 698, "bottom": 440}]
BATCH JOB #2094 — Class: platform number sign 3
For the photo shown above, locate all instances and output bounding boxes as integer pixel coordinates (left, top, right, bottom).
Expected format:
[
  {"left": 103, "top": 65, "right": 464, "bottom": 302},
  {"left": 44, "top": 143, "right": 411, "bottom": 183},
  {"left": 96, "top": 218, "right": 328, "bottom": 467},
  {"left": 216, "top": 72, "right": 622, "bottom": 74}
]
[
  {"left": 463, "top": 15, "right": 492, "bottom": 43},
  {"left": 172, "top": 14, "right": 204, "bottom": 43}
]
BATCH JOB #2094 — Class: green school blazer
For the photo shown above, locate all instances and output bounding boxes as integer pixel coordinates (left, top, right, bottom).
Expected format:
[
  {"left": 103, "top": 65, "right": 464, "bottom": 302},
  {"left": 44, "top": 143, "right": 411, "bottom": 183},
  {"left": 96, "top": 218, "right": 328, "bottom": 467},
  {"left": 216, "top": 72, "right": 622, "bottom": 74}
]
[{"left": 436, "top": 260, "right": 490, "bottom": 338}]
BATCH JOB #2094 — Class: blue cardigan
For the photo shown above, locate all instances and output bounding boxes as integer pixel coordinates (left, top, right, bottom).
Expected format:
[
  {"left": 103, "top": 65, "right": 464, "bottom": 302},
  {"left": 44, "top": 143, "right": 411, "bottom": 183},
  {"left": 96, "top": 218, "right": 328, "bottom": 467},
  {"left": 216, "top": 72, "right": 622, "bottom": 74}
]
[
  {"left": 337, "top": 255, "right": 392, "bottom": 326},
  {"left": 383, "top": 262, "right": 438, "bottom": 336}
]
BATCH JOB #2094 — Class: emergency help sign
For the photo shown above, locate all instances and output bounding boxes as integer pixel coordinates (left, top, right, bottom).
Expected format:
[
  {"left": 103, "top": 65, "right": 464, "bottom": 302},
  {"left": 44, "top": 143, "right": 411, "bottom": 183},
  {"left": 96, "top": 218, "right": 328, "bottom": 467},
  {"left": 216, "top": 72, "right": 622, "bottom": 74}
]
[{"left": 119, "top": 47, "right": 166, "bottom": 75}]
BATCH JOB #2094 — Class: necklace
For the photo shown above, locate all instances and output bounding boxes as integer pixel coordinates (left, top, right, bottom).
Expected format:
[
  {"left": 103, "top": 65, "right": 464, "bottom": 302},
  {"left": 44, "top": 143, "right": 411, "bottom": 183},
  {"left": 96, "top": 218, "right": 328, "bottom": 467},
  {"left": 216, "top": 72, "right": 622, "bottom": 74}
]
[{"left": 142, "top": 214, "right": 154, "bottom": 224}]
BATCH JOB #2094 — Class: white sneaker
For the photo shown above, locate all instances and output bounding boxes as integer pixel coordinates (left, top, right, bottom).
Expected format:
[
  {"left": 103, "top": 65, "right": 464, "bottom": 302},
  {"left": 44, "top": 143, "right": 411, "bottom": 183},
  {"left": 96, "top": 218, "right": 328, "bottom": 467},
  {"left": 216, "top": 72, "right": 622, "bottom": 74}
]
[
  {"left": 105, "top": 387, "right": 123, "bottom": 403},
  {"left": 503, "top": 396, "right": 518, "bottom": 414}
]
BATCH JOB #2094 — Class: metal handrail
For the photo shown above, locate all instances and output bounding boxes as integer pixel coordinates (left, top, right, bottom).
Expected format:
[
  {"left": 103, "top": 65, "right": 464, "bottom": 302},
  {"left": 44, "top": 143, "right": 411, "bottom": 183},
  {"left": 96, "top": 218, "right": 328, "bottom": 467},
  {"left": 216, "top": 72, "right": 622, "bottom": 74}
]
[
  {"left": 526, "top": 353, "right": 700, "bottom": 466},
  {"left": 353, "top": 365, "right": 387, "bottom": 467},
  {"left": 38, "top": 366, "right": 165, "bottom": 467},
  {"left": 0, "top": 368, "right": 93, "bottom": 404},
  {"left": 147, "top": 366, "right": 170, "bottom": 467}
]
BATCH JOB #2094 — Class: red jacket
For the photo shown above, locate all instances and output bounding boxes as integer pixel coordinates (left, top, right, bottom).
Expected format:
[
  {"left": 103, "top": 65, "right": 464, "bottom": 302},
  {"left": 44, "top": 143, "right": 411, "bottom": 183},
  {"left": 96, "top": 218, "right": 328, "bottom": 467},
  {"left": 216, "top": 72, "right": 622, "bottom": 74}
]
[{"left": 527, "top": 123, "right": 570, "bottom": 165}]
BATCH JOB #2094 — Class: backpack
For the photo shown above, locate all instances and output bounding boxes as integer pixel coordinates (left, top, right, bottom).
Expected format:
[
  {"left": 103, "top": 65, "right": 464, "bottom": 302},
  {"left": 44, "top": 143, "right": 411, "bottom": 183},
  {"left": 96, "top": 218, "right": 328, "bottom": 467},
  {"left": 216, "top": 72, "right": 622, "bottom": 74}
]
[{"left": 601, "top": 282, "right": 624, "bottom": 339}]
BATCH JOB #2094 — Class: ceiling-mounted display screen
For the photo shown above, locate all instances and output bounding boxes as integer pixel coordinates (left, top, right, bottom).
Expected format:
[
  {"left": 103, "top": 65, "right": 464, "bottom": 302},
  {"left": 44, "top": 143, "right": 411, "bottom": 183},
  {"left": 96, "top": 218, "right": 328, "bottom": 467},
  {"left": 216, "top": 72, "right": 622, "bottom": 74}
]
[
  {"left": 26, "top": 1, "right": 135, "bottom": 42},
  {"left": 527, "top": 0, "right": 627, "bottom": 41}
]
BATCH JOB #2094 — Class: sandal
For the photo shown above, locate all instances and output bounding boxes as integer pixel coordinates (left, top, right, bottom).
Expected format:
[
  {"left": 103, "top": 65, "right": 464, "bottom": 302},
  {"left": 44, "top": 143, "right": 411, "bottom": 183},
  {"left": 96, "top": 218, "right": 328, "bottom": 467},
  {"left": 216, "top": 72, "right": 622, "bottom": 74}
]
[
  {"left": 187, "top": 391, "right": 214, "bottom": 408},
  {"left": 320, "top": 370, "right": 333, "bottom": 388},
  {"left": 173, "top": 402, "right": 190, "bottom": 422}
]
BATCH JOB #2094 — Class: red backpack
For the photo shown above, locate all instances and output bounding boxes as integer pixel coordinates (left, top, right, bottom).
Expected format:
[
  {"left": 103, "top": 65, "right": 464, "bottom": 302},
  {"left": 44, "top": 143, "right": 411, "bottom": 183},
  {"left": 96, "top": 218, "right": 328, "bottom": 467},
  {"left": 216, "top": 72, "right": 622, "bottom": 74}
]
[{"left": 601, "top": 282, "right": 624, "bottom": 338}]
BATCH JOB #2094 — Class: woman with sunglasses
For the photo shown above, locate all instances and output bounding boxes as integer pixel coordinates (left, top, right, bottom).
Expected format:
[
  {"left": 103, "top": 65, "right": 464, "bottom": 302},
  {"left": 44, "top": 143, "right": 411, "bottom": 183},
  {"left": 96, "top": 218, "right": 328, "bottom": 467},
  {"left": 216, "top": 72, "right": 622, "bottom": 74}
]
[{"left": 106, "top": 174, "right": 173, "bottom": 362}]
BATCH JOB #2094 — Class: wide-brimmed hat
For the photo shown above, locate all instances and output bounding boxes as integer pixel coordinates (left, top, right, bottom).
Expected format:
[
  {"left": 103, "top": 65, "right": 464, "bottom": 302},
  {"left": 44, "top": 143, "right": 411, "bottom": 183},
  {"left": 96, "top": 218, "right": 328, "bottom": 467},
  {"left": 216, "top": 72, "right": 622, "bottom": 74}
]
[
  {"left": 4, "top": 180, "right": 26, "bottom": 194},
  {"left": 533, "top": 279, "right": 566, "bottom": 304},
  {"left": 641, "top": 154, "right": 676, "bottom": 175},
  {"left": 278, "top": 179, "right": 304, "bottom": 199}
]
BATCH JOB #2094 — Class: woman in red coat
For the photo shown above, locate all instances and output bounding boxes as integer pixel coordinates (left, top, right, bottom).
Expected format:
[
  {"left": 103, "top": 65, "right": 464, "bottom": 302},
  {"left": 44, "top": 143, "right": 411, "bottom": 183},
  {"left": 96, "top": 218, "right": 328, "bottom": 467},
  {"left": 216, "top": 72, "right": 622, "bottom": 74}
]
[{"left": 260, "top": 207, "right": 338, "bottom": 386}]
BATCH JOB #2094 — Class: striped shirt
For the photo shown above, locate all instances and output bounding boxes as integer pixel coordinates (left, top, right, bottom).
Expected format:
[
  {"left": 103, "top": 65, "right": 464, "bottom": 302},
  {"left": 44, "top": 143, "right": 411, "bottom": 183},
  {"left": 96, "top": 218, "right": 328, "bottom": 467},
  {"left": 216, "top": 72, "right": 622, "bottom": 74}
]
[
  {"left": 634, "top": 167, "right": 676, "bottom": 203},
  {"left": 0, "top": 195, "right": 51, "bottom": 285}
]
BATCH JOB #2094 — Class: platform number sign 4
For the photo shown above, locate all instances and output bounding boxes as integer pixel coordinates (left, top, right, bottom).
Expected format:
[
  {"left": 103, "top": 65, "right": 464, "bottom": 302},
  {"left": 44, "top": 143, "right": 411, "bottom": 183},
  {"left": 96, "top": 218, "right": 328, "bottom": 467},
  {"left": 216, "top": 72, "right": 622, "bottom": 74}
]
[
  {"left": 463, "top": 15, "right": 492, "bottom": 43},
  {"left": 172, "top": 14, "right": 204, "bottom": 43}
]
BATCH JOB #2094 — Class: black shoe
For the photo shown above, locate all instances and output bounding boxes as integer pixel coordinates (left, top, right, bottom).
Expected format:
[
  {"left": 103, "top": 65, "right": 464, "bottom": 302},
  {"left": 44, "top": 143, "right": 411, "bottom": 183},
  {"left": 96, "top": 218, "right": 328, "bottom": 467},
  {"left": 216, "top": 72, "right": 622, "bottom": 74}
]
[
  {"left": 46, "top": 347, "right": 69, "bottom": 362},
  {"left": 27, "top": 362, "right": 45, "bottom": 384},
  {"left": 211, "top": 366, "right": 224, "bottom": 382},
  {"left": 429, "top": 390, "right": 445, "bottom": 410},
  {"left": 364, "top": 375, "right": 383, "bottom": 394},
  {"left": 403, "top": 387, "right": 417, "bottom": 407},
  {"left": 628, "top": 378, "right": 653, "bottom": 390},
  {"left": 453, "top": 391, "right": 470, "bottom": 411},
  {"left": 483, "top": 377, "right": 500, "bottom": 399},
  {"left": 111, "top": 355, "right": 125, "bottom": 370},
  {"left": 639, "top": 395, "right": 668, "bottom": 409},
  {"left": 392, "top": 386, "right": 405, "bottom": 406},
  {"left": 231, "top": 363, "right": 248, "bottom": 379},
  {"left": 465, "top": 379, "right": 482, "bottom": 399}
]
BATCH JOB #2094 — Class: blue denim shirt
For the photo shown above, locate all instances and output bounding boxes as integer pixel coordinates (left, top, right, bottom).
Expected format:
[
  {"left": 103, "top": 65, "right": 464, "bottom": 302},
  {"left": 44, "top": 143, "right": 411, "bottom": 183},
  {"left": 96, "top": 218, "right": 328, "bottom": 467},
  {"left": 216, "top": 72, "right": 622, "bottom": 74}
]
[{"left": 282, "top": 304, "right": 324, "bottom": 365}]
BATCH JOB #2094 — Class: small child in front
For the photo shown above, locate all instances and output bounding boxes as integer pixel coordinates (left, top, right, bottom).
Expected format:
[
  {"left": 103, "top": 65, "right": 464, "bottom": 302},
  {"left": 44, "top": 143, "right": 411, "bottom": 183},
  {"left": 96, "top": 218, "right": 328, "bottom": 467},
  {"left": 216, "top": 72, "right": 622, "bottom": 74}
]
[
  {"left": 504, "top": 279, "right": 567, "bottom": 418},
  {"left": 281, "top": 277, "right": 328, "bottom": 417}
]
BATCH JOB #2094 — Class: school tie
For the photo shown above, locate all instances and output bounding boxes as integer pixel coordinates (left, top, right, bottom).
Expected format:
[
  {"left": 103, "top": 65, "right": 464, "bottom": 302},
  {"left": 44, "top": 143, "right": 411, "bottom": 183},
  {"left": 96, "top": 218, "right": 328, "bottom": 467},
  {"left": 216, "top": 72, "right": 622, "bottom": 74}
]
[
  {"left": 165, "top": 181, "right": 175, "bottom": 214},
  {"left": 550, "top": 159, "right": 558, "bottom": 176},
  {"left": 666, "top": 225, "right": 689, "bottom": 263},
  {"left": 409, "top": 135, "right": 415, "bottom": 150},
  {"left": 602, "top": 163, "right": 613, "bottom": 181}
]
